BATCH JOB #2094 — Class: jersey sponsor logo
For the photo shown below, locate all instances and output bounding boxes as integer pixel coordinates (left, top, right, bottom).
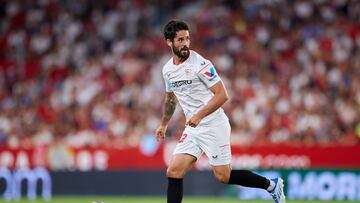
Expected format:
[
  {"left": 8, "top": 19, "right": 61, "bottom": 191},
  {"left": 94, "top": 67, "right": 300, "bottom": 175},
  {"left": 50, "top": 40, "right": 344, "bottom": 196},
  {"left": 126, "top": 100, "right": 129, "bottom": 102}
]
[
  {"left": 203, "top": 67, "right": 217, "bottom": 81},
  {"left": 170, "top": 80, "right": 192, "bottom": 88}
]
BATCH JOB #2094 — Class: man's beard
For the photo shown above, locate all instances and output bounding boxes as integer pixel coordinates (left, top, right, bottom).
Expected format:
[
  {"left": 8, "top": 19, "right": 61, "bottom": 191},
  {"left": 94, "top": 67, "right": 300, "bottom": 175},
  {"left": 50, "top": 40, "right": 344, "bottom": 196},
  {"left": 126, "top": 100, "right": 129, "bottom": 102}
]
[{"left": 172, "top": 45, "right": 189, "bottom": 59}]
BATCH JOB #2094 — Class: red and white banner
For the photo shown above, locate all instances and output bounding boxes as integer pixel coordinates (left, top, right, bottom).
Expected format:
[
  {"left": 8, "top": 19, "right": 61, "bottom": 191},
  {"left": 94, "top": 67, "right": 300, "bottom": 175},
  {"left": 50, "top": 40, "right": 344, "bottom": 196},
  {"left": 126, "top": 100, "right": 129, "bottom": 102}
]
[{"left": 0, "top": 144, "right": 359, "bottom": 170}]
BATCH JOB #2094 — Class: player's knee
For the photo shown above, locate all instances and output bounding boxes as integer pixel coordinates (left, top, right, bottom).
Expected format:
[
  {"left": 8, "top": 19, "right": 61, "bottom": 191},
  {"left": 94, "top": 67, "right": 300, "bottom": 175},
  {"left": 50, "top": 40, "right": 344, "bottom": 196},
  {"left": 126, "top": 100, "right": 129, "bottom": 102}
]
[
  {"left": 166, "top": 167, "right": 185, "bottom": 178},
  {"left": 214, "top": 171, "right": 230, "bottom": 184},
  {"left": 215, "top": 174, "right": 230, "bottom": 184}
]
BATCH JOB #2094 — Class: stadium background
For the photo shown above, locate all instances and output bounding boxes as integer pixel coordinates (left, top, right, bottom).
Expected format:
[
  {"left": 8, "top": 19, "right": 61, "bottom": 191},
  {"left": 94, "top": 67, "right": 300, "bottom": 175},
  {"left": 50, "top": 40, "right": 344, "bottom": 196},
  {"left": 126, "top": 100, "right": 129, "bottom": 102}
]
[{"left": 0, "top": 0, "right": 360, "bottom": 202}]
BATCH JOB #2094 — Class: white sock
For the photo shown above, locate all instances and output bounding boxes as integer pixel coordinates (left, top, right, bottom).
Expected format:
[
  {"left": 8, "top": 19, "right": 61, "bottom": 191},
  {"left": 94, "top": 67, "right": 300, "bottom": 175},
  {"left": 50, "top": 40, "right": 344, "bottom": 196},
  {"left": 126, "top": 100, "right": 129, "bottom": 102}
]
[{"left": 267, "top": 179, "right": 275, "bottom": 191}]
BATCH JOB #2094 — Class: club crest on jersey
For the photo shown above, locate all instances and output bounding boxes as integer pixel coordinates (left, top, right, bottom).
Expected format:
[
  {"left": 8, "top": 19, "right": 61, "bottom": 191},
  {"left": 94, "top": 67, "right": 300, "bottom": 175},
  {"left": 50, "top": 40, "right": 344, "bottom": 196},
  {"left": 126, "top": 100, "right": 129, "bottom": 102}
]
[
  {"left": 203, "top": 67, "right": 217, "bottom": 81},
  {"left": 185, "top": 68, "right": 192, "bottom": 76}
]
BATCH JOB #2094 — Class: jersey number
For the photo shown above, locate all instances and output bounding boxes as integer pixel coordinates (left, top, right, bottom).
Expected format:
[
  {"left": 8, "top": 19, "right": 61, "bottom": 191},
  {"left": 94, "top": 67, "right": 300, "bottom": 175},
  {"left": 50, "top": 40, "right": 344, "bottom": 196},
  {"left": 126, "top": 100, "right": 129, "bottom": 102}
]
[{"left": 179, "top": 133, "right": 188, "bottom": 143}]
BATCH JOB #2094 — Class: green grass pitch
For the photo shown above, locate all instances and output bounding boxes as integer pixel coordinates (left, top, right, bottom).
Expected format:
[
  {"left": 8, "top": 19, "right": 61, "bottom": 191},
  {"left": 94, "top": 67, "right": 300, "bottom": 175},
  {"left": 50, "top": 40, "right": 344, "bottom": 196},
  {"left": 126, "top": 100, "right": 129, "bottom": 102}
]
[{"left": 11, "top": 196, "right": 354, "bottom": 203}]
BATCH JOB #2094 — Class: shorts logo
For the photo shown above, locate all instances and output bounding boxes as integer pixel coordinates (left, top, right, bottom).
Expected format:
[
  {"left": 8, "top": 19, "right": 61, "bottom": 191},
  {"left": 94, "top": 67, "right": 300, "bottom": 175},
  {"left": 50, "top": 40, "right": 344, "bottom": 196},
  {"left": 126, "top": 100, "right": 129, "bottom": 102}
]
[
  {"left": 203, "top": 67, "right": 217, "bottom": 81},
  {"left": 211, "top": 155, "right": 218, "bottom": 159},
  {"left": 179, "top": 133, "right": 188, "bottom": 143}
]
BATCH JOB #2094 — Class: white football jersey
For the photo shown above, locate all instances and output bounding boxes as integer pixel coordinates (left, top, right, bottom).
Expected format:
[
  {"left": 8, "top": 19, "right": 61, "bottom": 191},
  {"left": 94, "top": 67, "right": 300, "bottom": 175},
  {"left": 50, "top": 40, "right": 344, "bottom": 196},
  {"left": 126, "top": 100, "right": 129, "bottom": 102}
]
[{"left": 162, "top": 50, "right": 228, "bottom": 126}]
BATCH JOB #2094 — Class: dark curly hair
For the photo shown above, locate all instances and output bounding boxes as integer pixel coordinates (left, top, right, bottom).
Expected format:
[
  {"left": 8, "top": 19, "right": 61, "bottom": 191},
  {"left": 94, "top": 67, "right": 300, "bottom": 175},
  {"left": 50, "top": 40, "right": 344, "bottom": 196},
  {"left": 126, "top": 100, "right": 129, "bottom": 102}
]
[{"left": 163, "top": 19, "right": 189, "bottom": 41}]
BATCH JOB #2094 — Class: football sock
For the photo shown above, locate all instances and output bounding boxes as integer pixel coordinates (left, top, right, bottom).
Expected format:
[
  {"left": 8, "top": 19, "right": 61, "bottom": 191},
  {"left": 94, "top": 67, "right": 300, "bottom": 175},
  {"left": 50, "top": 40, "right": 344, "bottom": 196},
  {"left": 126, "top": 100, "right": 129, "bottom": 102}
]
[
  {"left": 167, "top": 177, "right": 183, "bottom": 203},
  {"left": 228, "top": 170, "right": 270, "bottom": 190}
]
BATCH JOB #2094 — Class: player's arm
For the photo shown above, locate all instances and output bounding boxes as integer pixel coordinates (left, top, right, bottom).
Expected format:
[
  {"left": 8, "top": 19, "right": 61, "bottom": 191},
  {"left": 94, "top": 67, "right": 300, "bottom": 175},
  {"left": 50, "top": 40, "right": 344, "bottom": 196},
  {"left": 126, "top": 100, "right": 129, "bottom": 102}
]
[
  {"left": 186, "top": 81, "right": 229, "bottom": 127},
  {"left": 161, "top": 92, "right": 177, "bottom": 126},
  {"left": 156, "top": 92, "right": 177, "bottom": 140}
]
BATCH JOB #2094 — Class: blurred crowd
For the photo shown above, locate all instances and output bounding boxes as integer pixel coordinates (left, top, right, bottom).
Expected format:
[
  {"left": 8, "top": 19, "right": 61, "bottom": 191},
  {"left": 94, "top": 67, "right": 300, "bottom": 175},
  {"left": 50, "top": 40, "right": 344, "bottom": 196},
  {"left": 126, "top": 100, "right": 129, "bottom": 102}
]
[{"left": 0, "top": 0, "right": 359, "bottom": 149}]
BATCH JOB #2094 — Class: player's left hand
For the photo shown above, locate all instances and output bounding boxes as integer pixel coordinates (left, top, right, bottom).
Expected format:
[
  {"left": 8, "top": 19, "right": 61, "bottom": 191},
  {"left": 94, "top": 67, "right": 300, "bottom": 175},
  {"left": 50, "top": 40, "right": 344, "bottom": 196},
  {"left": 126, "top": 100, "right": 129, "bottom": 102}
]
[{"left": 186, "top": 114, "right": 202, "bottom": 128}]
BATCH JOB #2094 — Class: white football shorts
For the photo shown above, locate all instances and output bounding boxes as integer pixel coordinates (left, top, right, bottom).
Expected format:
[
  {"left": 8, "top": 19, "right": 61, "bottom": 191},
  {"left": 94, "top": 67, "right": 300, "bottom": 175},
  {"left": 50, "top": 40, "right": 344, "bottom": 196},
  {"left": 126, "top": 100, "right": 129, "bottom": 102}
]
[{"left": 173, "top": 120, "right": 231, "bottom": 166}]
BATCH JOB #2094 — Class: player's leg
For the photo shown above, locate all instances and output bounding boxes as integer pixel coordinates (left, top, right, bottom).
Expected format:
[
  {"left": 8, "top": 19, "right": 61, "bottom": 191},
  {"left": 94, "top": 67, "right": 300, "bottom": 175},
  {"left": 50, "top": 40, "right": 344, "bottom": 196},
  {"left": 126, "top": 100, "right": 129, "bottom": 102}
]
[
  {"left": 211, "top": 164, "right": 270, "bottom": 187},
  {"left": 211, "top": 164, "right": 231, "bottom": 183},
  {"left": 202, "top": 121, "right": 286, "bottom": 203},
  {"left": 211, "top": 165, "right": 286, "bottom": 203},
  {"left": 167, "top": 153, "right": 197, "bottom": 178},
  {"left": 167, "top": 127, "right": 203, "bottom": 203},
  {"left": 228, "top": 169, "right": 286, "bottom": 203},
  {"left": 167, "top": 153, "right": 197, "bottom": 203}
]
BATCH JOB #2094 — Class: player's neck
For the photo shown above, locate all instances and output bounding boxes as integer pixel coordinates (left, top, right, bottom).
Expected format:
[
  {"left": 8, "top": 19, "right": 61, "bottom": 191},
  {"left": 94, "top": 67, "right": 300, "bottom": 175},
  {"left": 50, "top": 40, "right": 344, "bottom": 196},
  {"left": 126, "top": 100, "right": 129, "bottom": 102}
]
[{"left": 173, "top": 53, "right": 189, "bottom": 65}]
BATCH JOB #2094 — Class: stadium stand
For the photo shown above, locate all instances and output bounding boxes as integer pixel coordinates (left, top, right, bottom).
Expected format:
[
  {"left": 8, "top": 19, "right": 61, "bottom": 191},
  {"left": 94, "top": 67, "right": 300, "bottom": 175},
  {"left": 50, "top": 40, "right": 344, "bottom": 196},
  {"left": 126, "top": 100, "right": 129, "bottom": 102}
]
[{"left": 0, "top": 0, "right": 359, "bottom": 149}]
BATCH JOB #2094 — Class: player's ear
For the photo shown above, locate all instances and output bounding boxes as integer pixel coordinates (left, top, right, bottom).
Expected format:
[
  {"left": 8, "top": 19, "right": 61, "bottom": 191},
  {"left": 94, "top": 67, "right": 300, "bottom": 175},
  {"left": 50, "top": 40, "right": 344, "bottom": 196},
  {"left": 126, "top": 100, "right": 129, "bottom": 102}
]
[{"left": 166, "top": 39, "right": 173, "bottom": 47}]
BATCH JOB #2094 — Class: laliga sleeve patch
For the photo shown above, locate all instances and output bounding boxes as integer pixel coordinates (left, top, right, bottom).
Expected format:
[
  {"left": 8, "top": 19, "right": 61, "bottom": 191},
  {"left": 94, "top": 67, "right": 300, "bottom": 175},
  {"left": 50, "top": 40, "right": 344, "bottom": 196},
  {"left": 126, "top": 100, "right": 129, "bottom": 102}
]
[{"left": 201, "top": 66, "right": 218, "bottom": 81}]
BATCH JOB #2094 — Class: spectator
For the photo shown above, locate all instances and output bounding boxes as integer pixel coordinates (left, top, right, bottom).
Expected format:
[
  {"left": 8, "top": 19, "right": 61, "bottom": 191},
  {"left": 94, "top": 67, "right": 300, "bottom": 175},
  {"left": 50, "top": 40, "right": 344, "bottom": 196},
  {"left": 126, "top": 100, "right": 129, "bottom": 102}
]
[{"left": 0, "top": 0, "right": 359, "bottom": 148}]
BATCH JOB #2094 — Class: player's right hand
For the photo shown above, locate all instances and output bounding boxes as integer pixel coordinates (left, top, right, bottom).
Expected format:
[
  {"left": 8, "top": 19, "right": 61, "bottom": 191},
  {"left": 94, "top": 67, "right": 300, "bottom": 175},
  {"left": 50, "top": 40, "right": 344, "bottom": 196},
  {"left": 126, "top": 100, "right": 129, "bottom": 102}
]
[{"left": 155, "top": 125, "right": 167, "bottom": 141}]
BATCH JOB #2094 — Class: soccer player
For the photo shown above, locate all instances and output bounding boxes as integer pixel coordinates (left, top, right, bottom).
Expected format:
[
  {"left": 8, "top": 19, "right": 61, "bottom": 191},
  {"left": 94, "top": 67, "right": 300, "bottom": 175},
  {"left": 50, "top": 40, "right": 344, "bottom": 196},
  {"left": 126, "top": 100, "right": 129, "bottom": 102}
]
[{"left": 155, "top": 19, "right": 286, "bottom": 203}]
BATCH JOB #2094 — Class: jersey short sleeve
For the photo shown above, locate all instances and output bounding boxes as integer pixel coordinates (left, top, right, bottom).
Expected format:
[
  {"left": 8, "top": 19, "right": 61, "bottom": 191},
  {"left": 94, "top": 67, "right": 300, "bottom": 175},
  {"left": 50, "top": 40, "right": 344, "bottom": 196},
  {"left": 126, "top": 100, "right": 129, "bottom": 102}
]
[
  {"left": 163, "top": 72, "right": 173, "bottom": 92},
  {"left": 197, "top": 63, "right": 221, "bottom": 88}
]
